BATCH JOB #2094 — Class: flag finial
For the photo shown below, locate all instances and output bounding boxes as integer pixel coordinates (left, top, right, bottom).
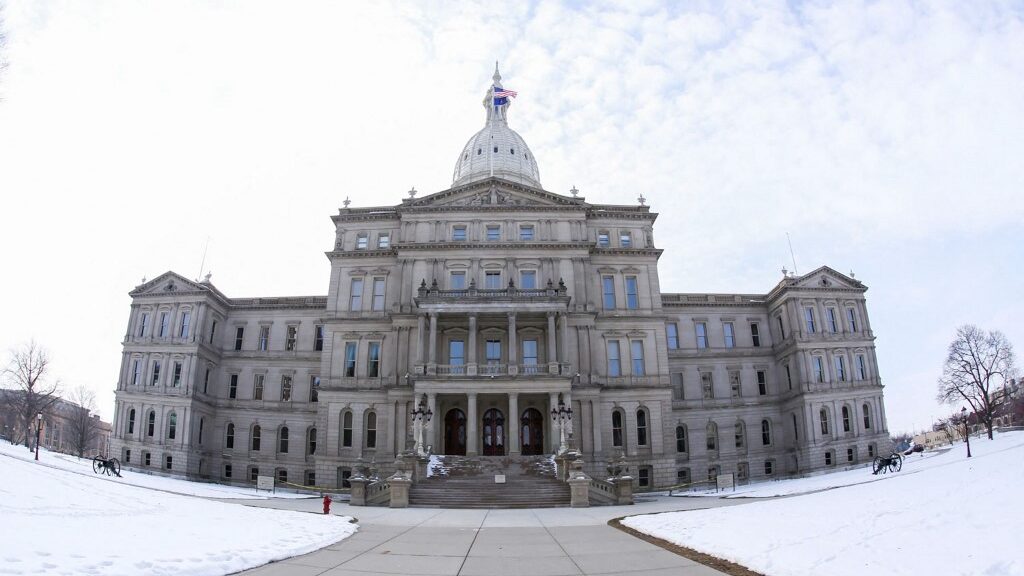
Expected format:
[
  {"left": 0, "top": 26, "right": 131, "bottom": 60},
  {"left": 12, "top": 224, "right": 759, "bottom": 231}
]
[{"left": 493, "top": 61, "right": 501, "bottom": 85}]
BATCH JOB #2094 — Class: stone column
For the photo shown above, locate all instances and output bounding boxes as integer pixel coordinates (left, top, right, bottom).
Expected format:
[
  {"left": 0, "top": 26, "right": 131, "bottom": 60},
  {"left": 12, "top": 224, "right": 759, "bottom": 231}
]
[
  {"left": 468, "top": 314, "right": 478, "bottom": 375},
  {"left": 560, "top": 313, "right": 569, "bottom": 372},
  {"left": 428, "top": 313, "right": 438, "bottom": 370},
  {"left": 591, "top": 400, "right": 603, "bottom": 454},
  {"left": 547, "top": 312, "right": 558, "bottom": 374},
  {"left": 427, "top": 393, "right": 438, "bottom": 453},
  {"left": 467, "top": 393, "right": 478, "bottom": 456},
  {"left": 549, "top": 392, "right": 560, "bottom": 453},
  {"left": 416, "top": 314, "right": 426, "bottom": 366},
  {"left": 508, "top": 392, "right": 520, "bottom": 455},
  {"left": 507, "top": 313, "right": 518, "bottom": 375}
]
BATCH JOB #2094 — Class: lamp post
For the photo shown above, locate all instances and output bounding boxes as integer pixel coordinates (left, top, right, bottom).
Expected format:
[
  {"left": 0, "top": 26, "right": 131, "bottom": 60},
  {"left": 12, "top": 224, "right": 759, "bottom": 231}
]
[
  {"left": 34, "top": 412, "right": 43, "bottom": 461},
  {"left": 411, "top": 395, "right": 433, "bottom": 457},
  {"left": 961, "top": 407, "right": 972, "bottom": 458},
  {"left": 550, "top": 396, "right": 573, "bottom": 454}
]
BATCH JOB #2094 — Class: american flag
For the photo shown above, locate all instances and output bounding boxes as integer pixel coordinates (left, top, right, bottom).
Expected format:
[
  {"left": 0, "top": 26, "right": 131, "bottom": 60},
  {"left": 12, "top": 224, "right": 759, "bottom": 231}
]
[{"left": 494, "top": 87, "right": 518, "bottom": 99}]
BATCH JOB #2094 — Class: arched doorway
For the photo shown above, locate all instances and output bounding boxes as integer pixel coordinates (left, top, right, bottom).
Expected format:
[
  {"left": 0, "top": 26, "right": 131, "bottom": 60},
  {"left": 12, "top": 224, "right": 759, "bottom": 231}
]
[
  {"left": 520, "top": 408, "right": 544, "bottom": 455},
  {"left": 482, "top": 409, "right": 505, "bottom": 456},
  {"left": 444, "top": 409, "right": 467, "bottom": 455}
]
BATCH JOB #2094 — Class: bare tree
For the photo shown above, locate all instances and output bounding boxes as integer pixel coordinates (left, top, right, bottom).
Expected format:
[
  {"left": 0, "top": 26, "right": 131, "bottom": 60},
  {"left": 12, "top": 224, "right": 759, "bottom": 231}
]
[
  {"left": 936, "top": 325, "right": 1016, "bottom": 440},
  {"left": 67, "top": 385, "right": 101, "bottom": 458},
  {"left": 932, "top": 417, "right": 958, "bottom": 446},
  {"left": 1, "top": 341, "right": 61, "bottom": 449}
]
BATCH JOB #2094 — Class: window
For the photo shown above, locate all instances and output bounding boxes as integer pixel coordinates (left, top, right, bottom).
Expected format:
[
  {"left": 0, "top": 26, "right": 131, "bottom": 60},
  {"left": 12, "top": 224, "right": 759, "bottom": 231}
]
[
  {"left": 124, "top": 450, "right": 130, "bottom": 464},
  {"left": 625, "top": 277, "right": 639, "bottom": 309},
  {"left": 677, "top": 468, "right": 691, "bottom": 484},
  {"left": 777, "top": 316, "right": 786, "bottom": 339},
  {"left": 224, "top": 464, "right": 232, "bottom": 479},
  {"left": 484, "top": 271, "right": 501, "bottom": 289},
  {"left": 667, "top": 323, "right": 679, "bottom": 349},
  {"left": 820, "top": 408, "right": 830, "bottom": 435},
  {"left": 676, "top": 425, "right": 688, "bottom": 452},
  {"left": 785, "top": 365, "right": 793, "bottom": 389},
  {"left": 277, "top": 469, "right": 287, "bottom": 483},
  {"left": 706, "top": 422, "right": 718, "bottom": 451},
  {"left": 520, "top": 270, "right": 536, "bottom": 289},
  {"left": 597, "top": 231, "right": 610, "bottom": 247},
  {"left": 367, "top": 342, "right": 381, "bottom": 377},
  {"left": 519, "top": 225, "right": 534, "bottom": 240},
  {"left": 132, "top": 360, "right": 141, "bottom": 385},
  {"left": 234, "top": 327, "right": 244, "bottom": 350},
  {"left": 846, "top": 308, "right": 858, "bottom": 332},
  {"left": 824, "top": 451, "right": 833, "bottom": 466},
  {"left": 826, "top": 308, "right": 838, "bottom": 333},
  {"left": 258, "top": 326, "right": 270, "bottom": 351},
  {"left": 281, "top": 375, "right": 292, "bottom": 401},
  {"left": 226, "top": 423, "right": 235, "bottom": 449},
  {"left": 835, "top": 355, "right": 847, "bottom": 381},
  {"left": 198, "top": 418, "right": 204, "bottom": 444},
  {"left": 165, "top": 456, "right": 173, "bottom": 470},
  {"left": 696, "top": 322, "right": 708, "bottom": 349},
  {"left": 607, "top": 341, "right": 621, "bottom": 376},
  {"left": 450, "top": 271, "right": 466, "bottom": 289},
  {"left": 144, "top": 452, "right": 151, "bottom": 466},
  {"left": 342, "top": 411, "right": 353, "bottom": 447},
  {"left": 377, "top": 233, "right": 390, "bottom": 248},
  {"left": 757, "top": 370, "right": 767, "bottom": 396},
  {"left": 708, "top": 465, "right": 720, "bottom": 483},
  {"left": 814, "top": 356, "right": 825, "bottom": 383},
  {"left": 620, "top": 232, "right": 632, "bottom": 248},
  {"left": 350, "top": 278, "right": 364, "bottom": 311},
  {"left": 522, "top": 339, "right": 539, "bottom": 370},
  {"left": 279, "top": 427, "right": 289, "bottom": 453},
  {"left": 750, "top": 323, "right": 761, "bottom": 347},
  {"left": 602, "top": 276, "right": 615, "bottom": 309},
  {"left": 804, "top": 307, "right": 816, "bottom": 333},
  {"left": 356, "top": 234, "right": 368, "bottom": 249},
  {"left": 847, "top": 448, "right": 855, "bottom": 463},
  {"left": 147, "top": 411, "right": 155, "bottom": 437},
  {"left": 285, "top": 325, "right": 297, "bottom": 351},
  {"left": 701, "top": 372, "right": 713, "bottom": 399},
  {"left": 672, "top": 373, "right": 685, "bottom": 400},
  {"left": 638, "top": 467, "right": 650, "bottom": 487},
  {"left": 372, "top": 278, "right": 386, "bottom": 311},
  {"left": 764, "top": 460, "right": 774, "bottom": 475},
  {"left": 203, "top": 368, "right": 210, "bottom": 394},
  {"left": 734, "top": 421, "right": 745, "bottom": 449},
  {"left": 611, "top": 410, "right": 624, "bottom": 447},
  {"left": 449, "top": 340, "right": 465, "bottom": 370},
  {"left": 209, "top": 320, "right": 217, "bottom": 344},
  {"left": 452, "top": 226, "right": 467, "bottom": 241},
  {"left": 856, "top": 355, "right": 867, "bottom": 380},
  {"left": 151, "top": 360, "right": 161, "bottom": 386},
  {"left": 862, "top": 404, "right": 872, "bottom": 429},
  {"left": 723, "top": 322, "right": 735, "bottom": 348},
  {"left": 314, "top": 325, "right": 324, "bottom": 351},
  {"left": 138, "top": 313, "right": 149, "bottom": 337},
  {"left": 485, "top": 340, "right": 501, "bottom": 364},
  {"left": 729, "top": 370, "right": 741, "bottom": 398},
  {"left": 249, "top": 467, "right": 259, "bottom": 482},
  {"left": 172, "top": 362, "right": 182, "bottom": 387},
  {"left": 792, "top": 413, "right": 799, "bottom": 442},
  {"left": 338, "top": 468, "right": 352, "bottom": 488},
  {"left": 738, "top": 462, "right": 749, "bottom": 482},
  {"left": 253, "top": 374, "right": 265, "bottom": 400},
  {"left": 486, "top": 225, "right": 500, "bottom": 241},
  {"left": 630, "top": 341, "right": 645, "bottom": 375},
  {"left": 636, "top": 409, "right": 648, "bottom": 446},
  {"left": 868, "top": 444, "right": 875, "bottom": 458},
  {"left": 180, "top": 311, "right": 191, "bottom": 339},
  {"left": 159, "top": 312, "right": 169, "bottom": 338},
  {"left": 761, "top": 420, "right": 772, "bottom": 445},
  {"left": 127, "top": 409, "right": 136, "bottom": 434},
  {"left": 365, "top": 412, "right": 377, "bottom": 448},
  {"left": 167, "top": 412, "right": 177, "bottom": 440},
  {"left": 309, "top": 376, "right": 320, "bottom": 403},
  {"left": 841, "top": 406, "right": 851, "bottom": 432},
  {"left": 344, "top": 343, "right": 357, "bottom": 377},
  {"left": 305, "top": 470, "right": 316, "bottom": 486},
  {"left": 251, "top": 425, "right": 261, "bottom": 451},
  {"left": 308, "top": 428, "right": 317, "bottom": 455}
]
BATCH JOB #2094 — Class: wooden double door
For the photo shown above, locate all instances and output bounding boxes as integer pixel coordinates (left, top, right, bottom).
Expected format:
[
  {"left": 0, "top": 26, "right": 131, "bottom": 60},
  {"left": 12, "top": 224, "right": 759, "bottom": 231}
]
[{"left": 442, "top": 407, "right": 545, "bottom": 456}]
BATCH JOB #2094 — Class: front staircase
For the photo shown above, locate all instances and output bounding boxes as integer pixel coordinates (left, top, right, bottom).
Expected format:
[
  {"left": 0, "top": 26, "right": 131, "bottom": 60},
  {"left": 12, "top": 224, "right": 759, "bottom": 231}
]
[{"left": 408, "top": 455, "right": 570, "bottom": 508}]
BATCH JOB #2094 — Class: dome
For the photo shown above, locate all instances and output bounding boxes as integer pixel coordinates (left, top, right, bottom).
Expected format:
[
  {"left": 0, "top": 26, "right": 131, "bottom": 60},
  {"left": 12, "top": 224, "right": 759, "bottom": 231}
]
[{"left": 452, "top": 65, "right": 541, "bottom": 188}]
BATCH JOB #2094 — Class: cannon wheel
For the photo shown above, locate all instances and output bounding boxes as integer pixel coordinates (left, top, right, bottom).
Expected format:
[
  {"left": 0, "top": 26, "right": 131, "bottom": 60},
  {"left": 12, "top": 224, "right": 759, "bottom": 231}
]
[
  {"left": 889, "top": 453, "right": 903, "bottom": 473},
  {"left": 110, "top": 458, "right": 121, "bottom": 477},
  {"left": 872, "top": 456, "right": 884, "bottom": 475},
  {"left": 92, "top": 455, "right": 104, "bottom": 474}
]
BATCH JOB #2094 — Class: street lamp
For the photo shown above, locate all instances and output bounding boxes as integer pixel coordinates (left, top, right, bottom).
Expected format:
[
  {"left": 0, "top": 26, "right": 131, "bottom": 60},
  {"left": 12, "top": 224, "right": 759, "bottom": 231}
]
[
  {"left": 550, "top": 396, "right": 573, "bottom": 454},
  {"left": 35, "top": 412, "right": 43, "bottom": 461},
  {"left": 961, "top": 406, "right": 972, "bottom": 458},
  {"left": 411, "top": 395, "right": 433, "bottom": 457}
]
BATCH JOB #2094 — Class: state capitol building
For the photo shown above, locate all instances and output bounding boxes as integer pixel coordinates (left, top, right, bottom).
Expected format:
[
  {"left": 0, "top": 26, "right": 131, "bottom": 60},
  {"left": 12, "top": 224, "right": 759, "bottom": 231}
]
[{"left": 110, "top": 67, "right": 889, "bottom": 493}]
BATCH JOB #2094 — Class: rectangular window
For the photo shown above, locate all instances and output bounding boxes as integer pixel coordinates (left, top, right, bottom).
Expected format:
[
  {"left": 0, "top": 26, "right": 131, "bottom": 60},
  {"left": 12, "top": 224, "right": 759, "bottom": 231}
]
[
  {"left": 764, "top": 460, "right": 774, "bottom": 475},
  {"left": 356, "top": 234, "right": 368, "bottom": 249},
  {"left": 452, "top": 226, "right": 467, "bottom": 241},
  {"left": 372, "top": 278, "right": 386, "bottom": 310},
  {"left": 350, "top": 278, "right": 363, "bottom": 311},
  {"left": 519, "top": 225, "right": 534, "bottom": 240},
  {"left": 234, "top": 327, "right": 244, "bottom": 351},
  {"left": 209, "top": 320, "right": 217, "bottom": 344},
  {"left": 777, "top": 316, "right": 786, "bottom": 339},
  {"left": 310, "top": 375, "right": 320, "bottom": 402},
  {"left": 165, "top": 456, "right": 172, "bottom": 470},
  {"left": 607, "top": 341, "right": 621, "bottom": 376},
  {"left": 344, "top": 342, "right": 357, "bottom": 377},
  {"left": 132, "top": 360, "right": 141, "bottom": 386},
  {"left": 151, "top": 360, "right": 161, "bottom": 386},
  {"left": 520, "top": 270, "right": 536, "bottom": 289},
  {"left": 367, "top": 342, "right": 381, "bottom": 377},
  {"left": 281, "top": 375, "right": 292, "bottom": 401},
  {"left": 159, "top": 312, "right": 169, "bottom": 338},
  {"left": 620, "top": 232, "right": 632, "bottom": 247},
  {"left": 667, "top": 323, "right": 679, "bottom": 349},
  {"left": 750, "top": 323, "right": 761, "bottom": 347},
  {"left": 677, "top": 468, "right": 690, "bottom": 484},
  {"left": 224, "top": 464, "right": 232, "bottom": 479},
  {"left": 847, "top": 448, "right": 854, "bottom": 462},
  {"left": 250, "top": 467, "right": 259, "bottom": 482},
  {"left": 825, "top": 451, "right": 833, "bottom": 466},
  {"left": 856, "top": 355, "right": 867, "bottom": 380},
  {"left": 144, "top": 452, "right": 151, "bottom": 466},
  {"left": 846, "top": 308, "right": 858, "bottom": 332},
  {"left": 723, "top": 322, "right": 735, "bottom": 348},
  {"left": 625, "top": 276, "right": 639, "bottom": 309},
  {"left": 814, "top": 356, "right": 825, "bottom": 382},
  {"left": 180, "top": 311, "right": 191, "bottom": 339},
  {"left": 485, "top": 271, "right": 501, "bottom": 289},
  {"left": 314, "top": 325, "right": 324, "bottom": 351},
  {"left": 696, "top": 322, "right": 708, "bottom": 349},
  {"left": 757, "top": 370, "right": 767, "bottom": 396},
  {"left": 258, "top": 326, "right": 270, "bottom": 351},
  {"left": 701, "top": 372, "right": 713, "bottom": 399},
  {"left": 630, "top": 341, "right": 645, "bottom": 376},
  {"left": 486, "top": 340, "right": 501, "bottom": 364},
  {"left": 450, "top": 271, "right": 466, "bottom": 289},
  {"left": 203, "top": 369, "right": 210, "bottom": 394},
  {"left": 138, "top": 313, "right": 149, "bottom": 337},
  {"left": 804, "top": 307, "right": 816, "bottom": 333},
  {"left": 785, "top": 365, "right": 793, "bottom": 389},
  {"left": 638, "top": 467, "right": 649, "bottom": 487},
  {"left": 672, "top": 373, "right": 684, "bottom": 400},
  {"left": 602, "top": 276, "right": 615, "bottom": 309},
  {"left": 253, "top": 374, "right": 264, "bottom": 400},
  {"left": 826, "top": 308, "right": 838, "bottom": 333},
  {"left": 229, "top": 374, "right": 238, "bottom": 399},
  {"left": 449, "top": 340, "right": 465, "bottom": 368},
  {"left": 738, "top": 462, "right": 749, "bottom": 481},
  {"left": 172, "top": 362, "right": 182, "bottom": 387},
  {"left": 285, "top": 325, "right": 297, "bottom": 351},
  {"left": 522, "top": 340, "right": 538, "bottom": 367},
  {"left": 486, "top": 225, "right": 500, "bottom": 241},
  {"left": 597, "top": 231, "right": 610, "bottom": 247},
  {"left": 377, "top": 233, "right": 390, "bottom": 248},
  {"left": 729, "top": 370, "right": 740, "bottom": 397},
  {"left": 835, "top": 355, "right": 846, "bottom": 381}
]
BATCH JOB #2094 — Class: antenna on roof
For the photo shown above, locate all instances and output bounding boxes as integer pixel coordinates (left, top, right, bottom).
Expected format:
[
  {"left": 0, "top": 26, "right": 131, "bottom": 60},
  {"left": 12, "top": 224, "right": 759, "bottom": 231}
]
[
  {"left": 197, "top": 236, "right": 210, "bottom": 282},
  {"left": 786, "top": 232, "right": 798, "bottom": 275}
]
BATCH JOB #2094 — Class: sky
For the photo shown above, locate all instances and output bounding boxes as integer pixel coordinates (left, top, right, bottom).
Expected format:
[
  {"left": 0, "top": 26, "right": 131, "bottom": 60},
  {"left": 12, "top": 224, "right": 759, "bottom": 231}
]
[{"left": 0, "top": 0, "right": 1022, "bottom": 434}]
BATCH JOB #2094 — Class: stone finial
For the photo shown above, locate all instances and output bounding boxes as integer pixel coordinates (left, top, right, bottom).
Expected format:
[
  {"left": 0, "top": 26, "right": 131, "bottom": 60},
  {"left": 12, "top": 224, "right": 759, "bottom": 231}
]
[
  {"left": 850, "top": 270, "right": 856, "bottom": 279},
  {"left": 203, "top": 272, "right": 212, "bottom": 283},
  {"left": 781, "top": 266, "right": 789, "bottom": 277},
  {"left": 570, "top": 185, "right": 579, "bottom": 197},
  {"left": 408, "top": 187, "right": 417, "bottom": 198},
  {"left": 343, "top": 196, "right": 351, "bottom": 208},
  {"left": 637, "top": 193, "right": 646, "bottom": 206}
]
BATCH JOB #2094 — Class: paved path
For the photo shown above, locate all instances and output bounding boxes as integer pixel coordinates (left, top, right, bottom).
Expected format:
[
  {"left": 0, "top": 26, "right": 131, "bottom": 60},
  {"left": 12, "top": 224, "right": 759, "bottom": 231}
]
[{"left": 231, "top": 495, "right": 748, "bottom": 576}]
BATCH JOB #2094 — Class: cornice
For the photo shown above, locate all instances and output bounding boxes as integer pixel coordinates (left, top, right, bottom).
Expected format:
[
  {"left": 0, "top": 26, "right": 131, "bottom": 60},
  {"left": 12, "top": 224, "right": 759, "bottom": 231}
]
[
  {"left": 393, "top": 241, "right": 594, "bottom": 252},
  {"left": 325, "top": 248, "right": 397, "bottom": 259},
  {"left": 589, "top": 247, "right": 663, "bottom": 258}
]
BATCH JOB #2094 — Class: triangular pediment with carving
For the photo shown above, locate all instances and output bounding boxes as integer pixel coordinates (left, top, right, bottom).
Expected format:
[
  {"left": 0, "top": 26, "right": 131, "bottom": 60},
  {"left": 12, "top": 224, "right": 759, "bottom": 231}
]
[
  {"left": 404, "top": 179, "right": 579, "bottom": 210},
  {"left": 130, "top": 271, "right": 207, "bottom": 297},
  {"left": 791, "top": 266, "right": 863, "bottom": 290}
]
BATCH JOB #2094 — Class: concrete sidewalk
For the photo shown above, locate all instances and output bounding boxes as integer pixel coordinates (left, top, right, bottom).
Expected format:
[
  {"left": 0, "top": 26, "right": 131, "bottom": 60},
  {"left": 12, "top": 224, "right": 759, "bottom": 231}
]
[{"left": 233, "top": 496, "right": 744, "bottom": 576}]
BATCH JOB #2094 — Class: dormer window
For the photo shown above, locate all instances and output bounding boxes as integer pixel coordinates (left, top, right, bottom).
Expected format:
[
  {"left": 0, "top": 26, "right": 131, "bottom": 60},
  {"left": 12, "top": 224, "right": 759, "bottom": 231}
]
[{"left": 452, "top": 226, "right": 467, "bottom": 241}]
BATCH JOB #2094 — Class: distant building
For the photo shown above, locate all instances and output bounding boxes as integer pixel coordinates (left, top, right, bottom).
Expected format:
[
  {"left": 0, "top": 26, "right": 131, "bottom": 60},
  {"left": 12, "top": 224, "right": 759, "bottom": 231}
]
[
  {"left": 0, "top": 389, "right": 112, "bottom": 456},
  {"left": 109, "top": 67, "right": 890, "bottom": 490}
]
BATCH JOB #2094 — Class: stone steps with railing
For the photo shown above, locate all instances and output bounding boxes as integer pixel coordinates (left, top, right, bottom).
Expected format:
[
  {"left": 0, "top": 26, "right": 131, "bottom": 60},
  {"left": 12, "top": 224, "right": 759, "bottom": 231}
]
[{"left": 409, "top": 455, "right": 571, "bottom": 508}]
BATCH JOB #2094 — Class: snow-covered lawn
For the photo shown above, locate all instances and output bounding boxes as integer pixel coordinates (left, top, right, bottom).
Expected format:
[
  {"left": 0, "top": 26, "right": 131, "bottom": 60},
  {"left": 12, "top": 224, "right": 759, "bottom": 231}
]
[
  {"left": 1, "top": 445, "right": 357, "bottom": 575},
  {"left": 624, "top": 431, "right": 1024, "bottom": 576}
]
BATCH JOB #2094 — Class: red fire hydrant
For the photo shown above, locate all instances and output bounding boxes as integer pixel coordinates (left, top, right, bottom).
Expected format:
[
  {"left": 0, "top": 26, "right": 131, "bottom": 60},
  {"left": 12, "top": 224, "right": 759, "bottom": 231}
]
[{"left": 323, "top": 493, "right": 332, "bottom": 515}]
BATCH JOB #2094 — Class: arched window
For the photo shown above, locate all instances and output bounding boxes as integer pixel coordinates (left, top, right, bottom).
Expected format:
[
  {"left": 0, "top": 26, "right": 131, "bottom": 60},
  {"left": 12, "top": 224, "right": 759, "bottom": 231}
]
[
  {"left": 341, "top": 411, "right": 353, "bottom": 448},
  {"left": 706, "top": 422, "right": 718, "bottom": 451},
  {"left": 734, "top": 421, "right": 745, "bottom": 449},
  {"left": 820, "top": 407, "right": 830, "bottom": 435},
  {"left": 127, "top": 408, "right": 136, "bottom": 435},
  {"left": 167, "top": 412, "right": 177, "bottom": 440},
  {"left": 198, "top": 418, "right": 204, "bottom": 445},
  {"left": 365, "top": 411, "right": 377, "bottom": 449},
  {"left": 611, "top": 410, "right": 624, "bottom": 447},
  {"left": 308, "top": 427, "right": 317, "bottom": 455},
  {"left": 792, "top": 413, "right": 799, "bottom": 442},
  {"left": 675, "top": 425, "right": 688, "bottom": 452},
  {"left": 226, "top": 422, "right": 235, "bottom": 449},
  {"left": 147, "top": 411, "right": 156, "bottom": 437},
  {"left": 761, "top": 419, "right": 772, "bottom": 446},
  {"left": 252, "top": 425, "right": 261, "bottom": 451},
  {"left": 862, "top": 404, "right": 872, "bottom": 429},
  {"left": 636, "top": 409, "right": 648, "bottom": 446},
  {"left": 279, "top": 426, "right": 289, "bottom": 453},
  {"left": 842, "top": 406, "right": 851, "bottom": 432}
]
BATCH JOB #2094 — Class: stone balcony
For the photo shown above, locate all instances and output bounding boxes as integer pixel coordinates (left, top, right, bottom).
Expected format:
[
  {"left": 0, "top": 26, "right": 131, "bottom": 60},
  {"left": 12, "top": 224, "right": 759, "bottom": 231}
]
[
  {"left": 414, "top": 278, "right": 571, "bottom": 313},
  {"left": 415, "top": 362, "right": 574, "bottom": 378}
]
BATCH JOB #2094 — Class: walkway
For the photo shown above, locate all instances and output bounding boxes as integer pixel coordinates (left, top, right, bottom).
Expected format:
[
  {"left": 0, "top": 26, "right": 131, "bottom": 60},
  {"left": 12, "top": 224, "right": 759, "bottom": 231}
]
[{"left": 231, "top": 495, "right": 747, "bottom": 576}]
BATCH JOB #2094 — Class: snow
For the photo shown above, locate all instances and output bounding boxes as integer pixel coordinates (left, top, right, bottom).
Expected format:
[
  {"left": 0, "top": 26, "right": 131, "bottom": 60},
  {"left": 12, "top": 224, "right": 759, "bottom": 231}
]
[
  {"left": 427, "top": 454, "right": 448, "bottom": 478},
  {"left": 0, "top": 444, "right": 357, "bottom": 575},
  {"left": 623, "top": 431, "right": 1024, "bottom": 576}
]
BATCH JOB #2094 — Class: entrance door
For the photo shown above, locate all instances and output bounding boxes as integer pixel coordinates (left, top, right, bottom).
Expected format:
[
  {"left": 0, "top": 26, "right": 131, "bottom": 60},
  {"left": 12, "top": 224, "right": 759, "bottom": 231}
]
[
  {"left": 482, "top": 409, "right": 505, "bottom": 456},
  {"left": 520, "top": 408, "right": 544, "bottom": 455},
  {"left": 444, "top": 409, "right": 467, "bottom": 455}
]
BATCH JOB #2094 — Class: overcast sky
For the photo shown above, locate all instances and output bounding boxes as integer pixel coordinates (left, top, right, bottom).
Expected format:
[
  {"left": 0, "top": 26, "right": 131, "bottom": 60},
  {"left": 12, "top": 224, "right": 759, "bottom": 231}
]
[{"left": 1, "top": 1, "right": 1022, "bottom": 434}]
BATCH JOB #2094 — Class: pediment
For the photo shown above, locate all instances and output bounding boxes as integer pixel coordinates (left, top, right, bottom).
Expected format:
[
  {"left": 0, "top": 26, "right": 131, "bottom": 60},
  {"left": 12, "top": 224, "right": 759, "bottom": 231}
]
[
  {"left": 791, "top": 266, "right": 863, "bottom": 290},
  {"left": 130, "top": 271, "right": 206, "bottom": 297},
  {"left": 404, "top": 179, "right": 578, "bottom": 210}
]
